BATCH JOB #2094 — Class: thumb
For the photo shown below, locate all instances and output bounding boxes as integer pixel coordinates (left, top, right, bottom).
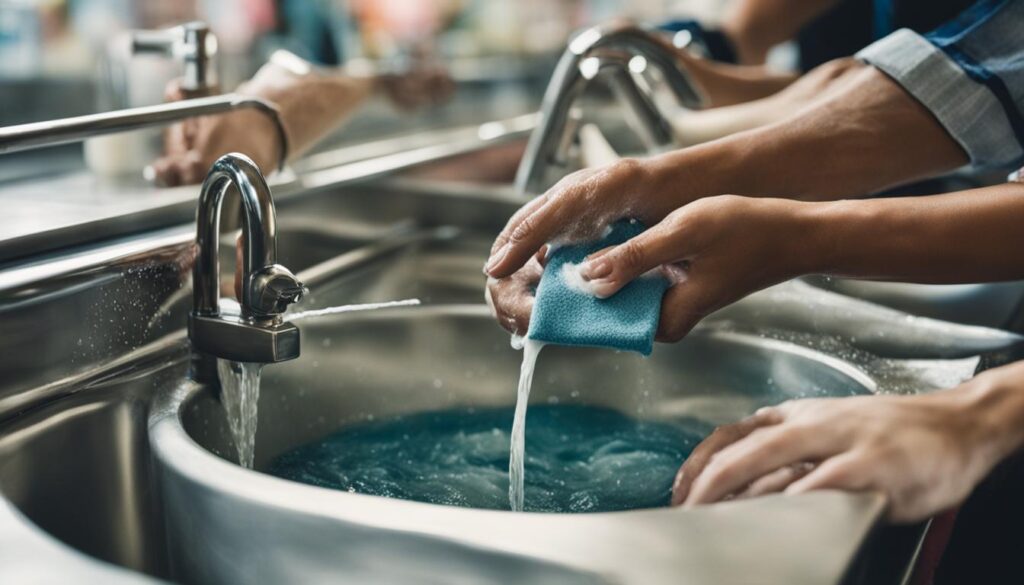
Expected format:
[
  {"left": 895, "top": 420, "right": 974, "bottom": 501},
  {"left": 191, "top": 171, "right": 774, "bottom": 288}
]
[{"left": 578, "top": 222, "right": 687, "bottom": 298}]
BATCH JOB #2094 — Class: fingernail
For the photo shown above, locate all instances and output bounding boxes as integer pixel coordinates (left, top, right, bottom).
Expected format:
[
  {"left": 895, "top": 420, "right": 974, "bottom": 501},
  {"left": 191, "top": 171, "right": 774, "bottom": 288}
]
[
  {"left": 590, "top": 278, "right": 617, "bottom": 299},
  {"left": 580, "top": 257, "right": 611, "bottom": 280},
  {"left": 484, "top": 244, "right": 510, "bottom": 275}
]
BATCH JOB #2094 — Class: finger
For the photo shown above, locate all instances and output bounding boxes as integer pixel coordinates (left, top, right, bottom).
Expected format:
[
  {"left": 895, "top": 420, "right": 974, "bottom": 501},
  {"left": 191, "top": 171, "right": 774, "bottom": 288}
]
[
  {"left": 486, "top": 278, "right": 534, "bottom": 335},
  {"left": 485, "top": 194, "right": 560, "bottom": 278},
  {"left": 535, "top": 245, "right": 550, "bottom": 267},
  {"left": 488, "top": 195, "right": 548, "bottom": 257},
  {"left": 684, "top": 422, "right": 846, "bottom": 506},
  {"left": 164, "top": 78, "right": 186, "bottom": 102},
  {"left": 485, "top": 260, "right": 542, "bottom": 336},
  {"left": 485, "top": 166, "right": 607, "bottom": 278},
  {"left": 149, "top": 156, "right": 182, "bottom": 187},
  {"left": 583, "top": 245, "right": 614, "bottom": 262},
  {"left": 176, "top": 151, "right": 205, "bottom": 185},
  {"left": 735, "top": 462, "right": 815, "bottom": 499},
  {"left": 579, "top": 218, "right": 693, "bottom": 298},
  {"left": 784, "top": 451, "right": 870, "bottom": 495},
  {"left": 654, "top": 280, "right": 711, "bottom": 342},
  {"left": 671, "top": 408, "right": 783, "bottom": 506}
]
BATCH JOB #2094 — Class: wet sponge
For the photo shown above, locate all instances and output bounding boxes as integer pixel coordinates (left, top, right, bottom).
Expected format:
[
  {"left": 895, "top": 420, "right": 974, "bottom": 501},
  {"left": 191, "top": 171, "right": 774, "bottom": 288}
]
[{"left": 527, "top": 220, "right": 669, "bottom": 355}]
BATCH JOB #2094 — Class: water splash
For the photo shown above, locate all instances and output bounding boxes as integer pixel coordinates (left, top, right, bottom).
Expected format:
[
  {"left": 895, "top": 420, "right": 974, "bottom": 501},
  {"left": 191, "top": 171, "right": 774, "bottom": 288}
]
[
  {"left": 509, "top": 338, "right": 545, "bottom": 511},
  {"left": 286, "top": 299, "right": 420, "bottom": 322},
  {"left": 218, "top": 360, "right": 264, "bottom": 469},
  {"left": 216, "top": 298, "right": 421, "bottom": 470}
]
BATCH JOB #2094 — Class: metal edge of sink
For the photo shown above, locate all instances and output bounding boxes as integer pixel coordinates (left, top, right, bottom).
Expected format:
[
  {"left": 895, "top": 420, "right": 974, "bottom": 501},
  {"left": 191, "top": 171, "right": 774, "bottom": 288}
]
[
  {"left": 0, "top": 113, "right": 536, "bottom": 266},
  {"left": 149, "top": 310, "right": 892, "bottom": 585},
  {"left": 0, "top": 229, "right": 1005, "bottom": 584}
]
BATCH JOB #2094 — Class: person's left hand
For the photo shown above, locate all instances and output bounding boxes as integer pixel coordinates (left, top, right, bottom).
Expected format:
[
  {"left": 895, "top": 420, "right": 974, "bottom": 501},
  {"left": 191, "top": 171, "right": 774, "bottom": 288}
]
[
  {"left": 149, "top": 79, "right": 284, "bottom": 187},
  {"left": 671, "top": 366, "right": 1024, "bottom": 523}
]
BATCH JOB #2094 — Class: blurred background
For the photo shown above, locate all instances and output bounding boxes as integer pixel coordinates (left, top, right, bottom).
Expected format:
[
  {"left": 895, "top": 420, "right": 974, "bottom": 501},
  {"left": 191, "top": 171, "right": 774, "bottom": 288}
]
[{"left": 0, "top": 0, "right": 725, "bottom": 125}]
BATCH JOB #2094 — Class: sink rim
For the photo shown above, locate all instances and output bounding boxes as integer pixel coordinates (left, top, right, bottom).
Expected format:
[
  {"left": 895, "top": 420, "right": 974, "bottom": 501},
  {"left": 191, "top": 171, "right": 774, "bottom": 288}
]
[
  {"left": 150, "top": 304, "right": 880, "bottom": 520},
  {"left": 148, "top": 305, "right": 904, "bottom": 584}
]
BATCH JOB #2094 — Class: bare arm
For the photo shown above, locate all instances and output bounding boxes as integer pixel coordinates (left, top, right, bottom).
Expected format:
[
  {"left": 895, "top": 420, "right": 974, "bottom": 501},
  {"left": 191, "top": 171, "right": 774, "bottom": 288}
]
[
  {"left": 485, "top": 63, "right": 967, "bottom": 280},
  {"left": 151, "top": 53, "right": 451, "bottom": 186},
  {"left": 650, "top": 65, "right": 969, "bottom": 204},
  {"left": 672, "top": 359, "right": 1024, "bottom": 523}
]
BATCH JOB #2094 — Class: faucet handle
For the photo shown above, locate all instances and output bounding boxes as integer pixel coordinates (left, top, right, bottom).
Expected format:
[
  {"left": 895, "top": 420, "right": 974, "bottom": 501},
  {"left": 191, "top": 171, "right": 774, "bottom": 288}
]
[{"left": 247, "top": 264, "right": 305, "bottom": 317}]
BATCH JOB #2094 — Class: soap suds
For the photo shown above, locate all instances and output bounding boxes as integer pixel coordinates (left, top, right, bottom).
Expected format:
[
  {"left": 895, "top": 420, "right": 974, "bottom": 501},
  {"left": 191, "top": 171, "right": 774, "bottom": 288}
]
[
  {"left": 560, "top": 259, "right": 681, "bottom": 298},
  {"left": 545, "top": 224, "right": 616, "bottom": 260},
  {"left": 560, "top": 262, "right": 604, "bottom": 296}
]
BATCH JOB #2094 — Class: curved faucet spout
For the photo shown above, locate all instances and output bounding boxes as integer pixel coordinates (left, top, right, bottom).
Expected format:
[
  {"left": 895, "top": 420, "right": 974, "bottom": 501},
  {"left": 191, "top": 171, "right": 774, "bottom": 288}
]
[
  {"left": 192, "top": 153, "right": 298, "bottom": 320},
  {"left": 189, "top": 153, "right": 303, "bottom": 377},
  {"left": 515, "top": 20, "right": 705, "bottom": 195}
]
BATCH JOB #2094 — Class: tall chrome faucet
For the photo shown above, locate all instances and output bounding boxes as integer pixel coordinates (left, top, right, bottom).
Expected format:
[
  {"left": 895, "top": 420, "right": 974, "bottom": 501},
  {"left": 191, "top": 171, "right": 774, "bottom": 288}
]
[
  {"left": 188, "top": 154, "right": 304, "bottom": 381},
  {"left": 132, "top": 21, "right": 218, "bottom": 94},
  {"left": 514, "top": 21, "right": 705, "bottom": 195}
]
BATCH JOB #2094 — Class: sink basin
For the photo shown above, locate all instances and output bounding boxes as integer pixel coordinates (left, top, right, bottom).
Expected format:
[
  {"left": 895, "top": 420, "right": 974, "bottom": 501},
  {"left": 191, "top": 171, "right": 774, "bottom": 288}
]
[
  {"left": 804, "top": 276, "right": 1024, "bottom": 330},
  {"left": 152, "top": 306, "right": 890, "bottom": 585}
]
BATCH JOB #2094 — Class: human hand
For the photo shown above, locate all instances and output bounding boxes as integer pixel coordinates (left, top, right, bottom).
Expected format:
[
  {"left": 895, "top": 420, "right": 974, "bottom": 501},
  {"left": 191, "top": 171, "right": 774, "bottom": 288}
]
[
  {"left": 485, "top": 254, "right": 544, "bottom": 336},
  {"left": 573, "top": 195, "right": 811, "bottom": 341},
  {"left": 484, "top": 159, "right": 678, "bottom": 279},
  {"left": 671, "top": 362, "right": 1024, "bottom": 523},
  {"left": 148, "top": 77, "right": 286, "bottom": 187},
  {"left": 376, "top": 61, "right": 454, "bottom": 111}
]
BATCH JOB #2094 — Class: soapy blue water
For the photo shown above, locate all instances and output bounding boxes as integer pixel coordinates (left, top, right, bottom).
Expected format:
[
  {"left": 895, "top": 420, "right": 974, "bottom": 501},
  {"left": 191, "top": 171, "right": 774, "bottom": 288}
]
[{"left": 269, "top": 405, "right": 706, "bottom": 513}]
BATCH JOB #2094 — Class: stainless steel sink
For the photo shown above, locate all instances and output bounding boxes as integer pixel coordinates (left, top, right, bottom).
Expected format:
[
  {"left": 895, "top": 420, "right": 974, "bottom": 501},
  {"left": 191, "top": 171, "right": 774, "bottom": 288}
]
[
  {"left": 152, "top": 306, "right": 894, "bottom": 585},
  {"left": 0, "top": 125, "right": 1020, "bottom": 585}
]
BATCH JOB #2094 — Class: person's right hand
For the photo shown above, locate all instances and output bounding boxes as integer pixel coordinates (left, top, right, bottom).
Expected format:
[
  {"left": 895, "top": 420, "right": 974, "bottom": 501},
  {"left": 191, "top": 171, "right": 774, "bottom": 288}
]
[{"left": 486, "top": 194, "right": 814, "bottom": 340}]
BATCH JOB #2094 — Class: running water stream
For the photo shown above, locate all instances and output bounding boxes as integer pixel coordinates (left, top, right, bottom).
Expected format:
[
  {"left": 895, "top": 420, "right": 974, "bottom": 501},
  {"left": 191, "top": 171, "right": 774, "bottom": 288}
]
[
  {"left": 285, "top": 299, "right": 421, "bottom": 322},
  {"left": 217, "top": 298, "right": 420, "bottom": 469},
  {"left": 508, "top": 337, "right": 545, "bottom": 512},
  {"left": 218, "top": 360, "right": 263, "bottom": 468}
]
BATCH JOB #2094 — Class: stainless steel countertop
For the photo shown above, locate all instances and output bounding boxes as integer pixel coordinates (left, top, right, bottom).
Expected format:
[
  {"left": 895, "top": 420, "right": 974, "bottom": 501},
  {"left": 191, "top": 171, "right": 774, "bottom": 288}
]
[{"left": 0, "top": 113, "right": 536, "bottom": 265}]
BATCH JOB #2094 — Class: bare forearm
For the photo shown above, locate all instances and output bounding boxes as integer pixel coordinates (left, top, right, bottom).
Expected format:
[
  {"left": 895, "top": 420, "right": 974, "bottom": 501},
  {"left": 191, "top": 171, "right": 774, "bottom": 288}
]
[
  {"left": 801, "top": 183, "right": 1024, "bottom": 282},
  {"left": 240, "top": 62, "right": 373, "bottom": 163},
  {"left": 648, "top": 65, "right": 968, "bottom": 207},
  {"left": 674, "top": 49, "right": 796, "bottom": 107}
]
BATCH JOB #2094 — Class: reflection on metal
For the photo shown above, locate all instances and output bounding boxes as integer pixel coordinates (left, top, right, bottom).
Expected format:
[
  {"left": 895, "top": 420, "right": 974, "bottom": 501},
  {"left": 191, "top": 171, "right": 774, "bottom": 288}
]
[
  {"left": 153, "top": 307, "right": 953, "bottom": 584},
  {"left": 0, "top": 124, "right": 1021, "bottom": 584},
  {"left": 188, "top": 154, "right": 303, "bottom": 378},
  {"left": 0, "top": 93, "right": 288, "bottom": 170},
  {"left": 515, "top": 21, "right": 705, "bottom": 195},
  {"left": 131, "top": 21, "right": 218, "bottom": 93}
]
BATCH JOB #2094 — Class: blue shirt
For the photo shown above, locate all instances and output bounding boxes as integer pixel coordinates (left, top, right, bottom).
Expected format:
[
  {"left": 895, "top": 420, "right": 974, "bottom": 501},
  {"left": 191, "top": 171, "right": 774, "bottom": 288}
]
[{"left": 857, "top": 0, "right": 1024, "bottom": 168}]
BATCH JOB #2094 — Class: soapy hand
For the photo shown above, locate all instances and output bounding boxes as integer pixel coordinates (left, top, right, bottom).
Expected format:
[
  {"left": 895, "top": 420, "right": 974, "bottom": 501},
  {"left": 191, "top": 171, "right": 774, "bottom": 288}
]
[
  {"left": 485, "top": 159, "right": 684, "bottom": 279},
  {"left": 576, "top": 195, "right": 809, "bottom": 341},
  {"left": 671, "top": 360, "right": 1024, "bottom": 522},
  {"left": 485, "top": 253, "right": 545, "bottom": 336}
]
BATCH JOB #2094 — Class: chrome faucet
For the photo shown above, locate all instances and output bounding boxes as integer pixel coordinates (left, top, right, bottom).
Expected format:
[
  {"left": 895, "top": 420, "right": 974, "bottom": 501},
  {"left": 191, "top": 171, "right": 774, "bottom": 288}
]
[
  {"left": 132, "top": 21, "right": 218, "bottom": 95},
  {"left": 514, "top": 21, "right": 705, "bottom": 195},
  {"left": 188, "top": 154, "right": 304, "bottom": 381}
]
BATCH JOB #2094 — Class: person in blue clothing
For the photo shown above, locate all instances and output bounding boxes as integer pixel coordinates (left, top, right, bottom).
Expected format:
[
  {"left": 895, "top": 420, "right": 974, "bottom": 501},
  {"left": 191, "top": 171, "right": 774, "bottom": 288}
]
[{"left": 670, "top": 0, "right": 977, "bottom": 70}]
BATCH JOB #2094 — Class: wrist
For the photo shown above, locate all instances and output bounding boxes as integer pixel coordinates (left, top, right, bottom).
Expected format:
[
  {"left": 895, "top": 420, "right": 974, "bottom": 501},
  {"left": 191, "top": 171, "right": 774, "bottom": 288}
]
[
  {"left": 959, "top": 364, "right": 1024, "bottom": 462},
  {"left": 772, "top": 198, "right": 834, "bottom": 278},
  {"left": 797, "top": 198, "right": 886, "bottom": 277},
  {"left": 241, "top": 62, "right": 372, "bottom": 162},
  {"left": 643, "top": 138, "right": 748, "bottom": 217}
]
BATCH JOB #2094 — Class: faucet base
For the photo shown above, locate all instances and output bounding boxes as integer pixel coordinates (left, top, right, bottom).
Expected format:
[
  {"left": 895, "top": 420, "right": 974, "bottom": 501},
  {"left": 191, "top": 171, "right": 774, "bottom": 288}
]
[{"left": 188, "top": 314, "right": 300, "bottom": 364}]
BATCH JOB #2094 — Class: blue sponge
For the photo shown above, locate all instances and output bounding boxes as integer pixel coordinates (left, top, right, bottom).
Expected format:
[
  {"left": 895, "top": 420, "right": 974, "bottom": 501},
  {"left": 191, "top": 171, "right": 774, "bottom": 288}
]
[{"left": 527, "top": 220, "right": 669, "bottom": 355}]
